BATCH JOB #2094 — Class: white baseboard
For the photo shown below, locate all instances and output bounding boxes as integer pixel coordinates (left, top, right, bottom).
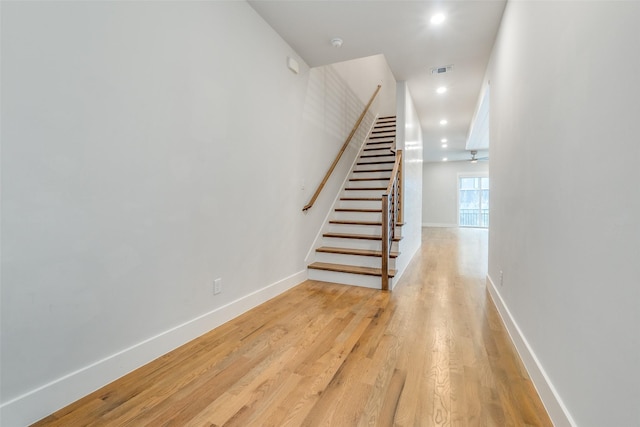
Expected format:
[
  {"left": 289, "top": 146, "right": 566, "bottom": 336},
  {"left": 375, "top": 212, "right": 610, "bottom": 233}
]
[
  {"left": 422, "top": 222, "right": 458, "bottom": 228},
  {"left": 0, "top": 270, "right": 307, "bottom": 427},
  {"left": 486, "top": 275, "right": 576, "bottom": 427},
  {"left": 390, "top": 239, "right": 421, "bottom": 290}
]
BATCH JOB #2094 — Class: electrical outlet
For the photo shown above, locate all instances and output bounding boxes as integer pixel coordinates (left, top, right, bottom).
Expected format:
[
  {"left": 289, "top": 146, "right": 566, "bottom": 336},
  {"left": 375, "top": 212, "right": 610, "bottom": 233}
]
[
  {"left": 499, "top": 270, "right": 504, "bottom": 287},
  {"left": 214, "top": 278, "right": 222, "bottom": 295}
]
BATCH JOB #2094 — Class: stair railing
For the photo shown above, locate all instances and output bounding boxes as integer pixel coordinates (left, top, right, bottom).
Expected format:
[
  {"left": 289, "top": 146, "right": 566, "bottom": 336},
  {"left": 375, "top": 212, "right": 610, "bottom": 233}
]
[
  {"left": 381, "top": 149, "right": 403, "bottom": 291},
  {"left": 302, "top": 84, "right": 382, "bottom": 212}
]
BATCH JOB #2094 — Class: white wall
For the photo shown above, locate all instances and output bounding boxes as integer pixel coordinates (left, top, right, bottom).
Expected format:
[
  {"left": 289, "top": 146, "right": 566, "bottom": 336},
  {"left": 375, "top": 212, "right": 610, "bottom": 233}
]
[
  {"left": 332, "top": 54, "right": 397, "bottom": 117},
  {"left": 0, "top": 2, "right": 393, "bottom": 425},
  {"left": 422, "top": 161, "right": 489, "bottom": 227},
  {"left": 392, "top": 82, "right": 422, "bottom": 286},
  {"left": 486, "top": 2, "right": 640, "bottom": 426}
]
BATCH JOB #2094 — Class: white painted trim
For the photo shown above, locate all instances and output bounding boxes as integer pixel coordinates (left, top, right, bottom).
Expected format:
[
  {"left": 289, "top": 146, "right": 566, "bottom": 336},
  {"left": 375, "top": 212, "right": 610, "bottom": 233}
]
[
  {"left": 422, "top": 223, "right": 458, "bottom": 228},
  {"left": 389, "top": 241, "right": 421, "bottom": 290},
  {"left": 0, "top": 270, "right": 307, "bottom": 427},
  {"left": 486, "top": 275, "right": 577, "bottom": 427}
]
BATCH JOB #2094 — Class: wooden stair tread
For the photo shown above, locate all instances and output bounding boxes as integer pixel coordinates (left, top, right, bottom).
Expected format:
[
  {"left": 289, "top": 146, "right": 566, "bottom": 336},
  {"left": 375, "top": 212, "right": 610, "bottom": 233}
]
[
  {"left": 353, "top": 168, "right": 393, "bottom": 173},
  {"left": 360, "top": 153, "right": 395, "bottom": 158},
  {"left": 329, "top": 220, "right": 402, "bottom": 228},
  {"left": 349, "top": 177, "right": 390, "bottom": 181},
  {"left": 345, "top": 187, "right": 387, "bottom": 191},
  {"left": 357, "top": 160, "right": 395, "bottom": 165},
  {"left": 340, "top": 197, "right": 383, "bottom": 201},
  {"left": 363, "top": 147, "right": 393, "bottom": 151},
  {"left": 329, "top": 219, "right": 402, "bottom": 227},
  {"left": 308, "top": 262, "right": 397, "bottom": 278},
  {"left": 316, "top": 247, "right": 400, "bottom": 258},
  {"left": 335, "top": 208, "right": 382, "bottom": 213},
  {"left": 323, "top": 232, "right": 402, "bottom": 242}
]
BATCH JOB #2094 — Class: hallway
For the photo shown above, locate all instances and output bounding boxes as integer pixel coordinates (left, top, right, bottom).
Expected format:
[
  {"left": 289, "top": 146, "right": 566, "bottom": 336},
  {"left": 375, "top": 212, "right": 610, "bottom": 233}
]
[{"left": 34, "top": 228, "right": 551, "bottom": 426}]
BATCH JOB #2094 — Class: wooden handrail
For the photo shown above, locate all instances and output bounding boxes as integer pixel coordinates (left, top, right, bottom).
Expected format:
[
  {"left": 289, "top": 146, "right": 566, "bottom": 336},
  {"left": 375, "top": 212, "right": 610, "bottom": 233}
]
[
  {"left": 302, "top": 84, "right": 382, "bottom": 212},
  {"left": 381, "top": 150, "right": 403, "bottom": 291}
]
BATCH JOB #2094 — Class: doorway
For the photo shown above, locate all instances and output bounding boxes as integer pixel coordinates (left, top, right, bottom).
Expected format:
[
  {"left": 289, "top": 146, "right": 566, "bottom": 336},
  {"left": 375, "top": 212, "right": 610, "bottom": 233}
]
[{"left": 458, "top": 176, "right": 489, "bottom": 228}]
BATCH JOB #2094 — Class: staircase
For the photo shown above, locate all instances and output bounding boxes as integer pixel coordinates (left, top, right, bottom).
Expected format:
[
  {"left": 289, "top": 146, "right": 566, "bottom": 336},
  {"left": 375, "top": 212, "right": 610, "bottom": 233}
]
[{"left": 308, "top": 116, "right": 402, "bottom": 289}]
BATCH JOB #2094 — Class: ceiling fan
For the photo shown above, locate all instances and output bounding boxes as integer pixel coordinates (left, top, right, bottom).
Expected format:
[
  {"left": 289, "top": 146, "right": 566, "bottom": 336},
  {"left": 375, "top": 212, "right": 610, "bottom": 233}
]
[{"left": 469, "top": 150, "right": 489, "bottom": 163}]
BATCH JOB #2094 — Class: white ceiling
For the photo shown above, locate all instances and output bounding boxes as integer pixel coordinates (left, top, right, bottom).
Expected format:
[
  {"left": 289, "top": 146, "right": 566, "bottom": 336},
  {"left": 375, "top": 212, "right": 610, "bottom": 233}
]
[{"left": 248, "top": 0, "right": 506, "bottom": 163}]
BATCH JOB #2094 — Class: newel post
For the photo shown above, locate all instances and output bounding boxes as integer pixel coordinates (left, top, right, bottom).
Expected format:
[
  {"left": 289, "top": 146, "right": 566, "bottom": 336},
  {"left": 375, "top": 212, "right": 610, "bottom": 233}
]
[{"left": 381, "top": 193, "right": 390, "bottom": 291}]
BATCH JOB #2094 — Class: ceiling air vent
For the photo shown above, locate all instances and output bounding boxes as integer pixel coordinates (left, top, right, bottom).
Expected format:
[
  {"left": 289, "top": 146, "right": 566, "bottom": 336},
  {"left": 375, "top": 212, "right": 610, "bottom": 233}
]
[{"left": 431, "top": 65, "right": 453, "bottom": 75}]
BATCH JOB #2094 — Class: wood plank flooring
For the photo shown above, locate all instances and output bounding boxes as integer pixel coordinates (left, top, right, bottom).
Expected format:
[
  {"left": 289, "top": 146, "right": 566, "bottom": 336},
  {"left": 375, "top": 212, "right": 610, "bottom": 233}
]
[{"left": 32, "top": 227, "right": 552, "bottom": 426}]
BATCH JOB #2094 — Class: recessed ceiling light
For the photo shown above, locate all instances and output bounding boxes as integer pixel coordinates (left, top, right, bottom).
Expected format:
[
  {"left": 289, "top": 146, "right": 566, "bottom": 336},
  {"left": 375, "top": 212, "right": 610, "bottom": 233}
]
[
  {"left": 436, "top": 86, "right": 448, "bottom": 94},
  {"left": 331, "top": 38, "right": 343, "bottom": 48},
  {"left": 442, "top": 144, "right": 448, "bottom": 148},
  {"left": 441, "top": 138, "right": 448, "bottom": 143},
  {"left": 442, "top": 157, "right": 448, "bottom": 162},
  {"left": 440, "top": 119, "right": 448, "bottom": 125},
  {"left": 431, "top": 13, "right": 446, "bottom": 25}
]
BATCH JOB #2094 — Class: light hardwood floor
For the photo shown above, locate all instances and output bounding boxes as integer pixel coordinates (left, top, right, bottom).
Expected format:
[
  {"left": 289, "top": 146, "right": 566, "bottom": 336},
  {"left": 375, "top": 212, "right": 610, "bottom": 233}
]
[{"left": 33, "top": 227, "right": 552, "bottom": 426}]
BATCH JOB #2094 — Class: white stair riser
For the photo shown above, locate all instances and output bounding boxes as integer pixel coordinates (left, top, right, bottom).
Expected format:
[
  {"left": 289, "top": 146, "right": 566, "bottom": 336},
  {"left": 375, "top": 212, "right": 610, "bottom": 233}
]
[
  {"left": 342, "top": 189, "right": 386, "bottom": 198},
  {"left": 366, "top": 141, "right": 395, "bottom": 148},
  {"left": 327, "top": 223, "right": 381, "bottom": 235},
  {"left": 363, "top": 146, "right": 394, "bottom": 152},
  {"left": 327, "top": 223, "right": 402, "bottom": 237},
  {"left": 350, "top": 171, "right": 392, "bottom": 180},
  {"left": 331, "top": 212, "right": 403, "bottom": 227},
  {"left": 324, "top": 223, "right": 402, "bottom": 237},
  {"left": 338, "top": 200, "right": 382, "bottom": 210},
  {"left": 308, "top": 269, "right": 393, "bottom": 290},
  {"left": 357, "top": 161, "right": 395, "bottom": 168},
  {"left": 321, "top": 237, "right": 399, "bottom": 252},
  {"left": 347, "top": 180, "right": 390, "bottom": 189},
  {"left": 354, "top": 163, "right": 393, "bottom": 172},
  {"left": 313, "top": 252, "right": 396, "bottom": 269},
  {"left": 333, "top": 211, "right": 382, "bottom": 222},
  {"left": 359, "top": 154, "right": 395, "bottom": 160},
  {"left": 363, "top": 147, "right": 394, "bottom": 154},
  {"left": 367, "top": 144, "right": 394, "bottom": 150}
]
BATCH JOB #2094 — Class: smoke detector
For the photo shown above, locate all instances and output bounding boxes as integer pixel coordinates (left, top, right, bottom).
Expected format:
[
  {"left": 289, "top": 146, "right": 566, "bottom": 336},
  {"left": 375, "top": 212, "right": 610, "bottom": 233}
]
[{"left": 331, "top": 38, "right": 343, "bottom": 48}]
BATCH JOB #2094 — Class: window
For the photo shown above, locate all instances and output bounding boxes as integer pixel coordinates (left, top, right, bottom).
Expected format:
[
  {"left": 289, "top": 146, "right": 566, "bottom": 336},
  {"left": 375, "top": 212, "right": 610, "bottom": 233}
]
[{"left": 459, "top": 176, "right": 489, "bottom": 228}]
